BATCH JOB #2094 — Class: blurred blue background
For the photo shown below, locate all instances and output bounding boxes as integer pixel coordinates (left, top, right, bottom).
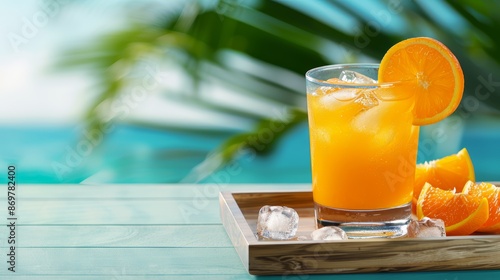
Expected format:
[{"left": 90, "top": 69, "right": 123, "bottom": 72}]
[{"left": 1, "top": 0, "right": 499, "bottom": 184}]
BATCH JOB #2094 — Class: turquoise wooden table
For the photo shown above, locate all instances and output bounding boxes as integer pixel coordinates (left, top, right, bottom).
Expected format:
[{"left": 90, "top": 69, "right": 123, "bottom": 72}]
[{"left": 1, "top": 183, "right": 500, "bottom": 279}]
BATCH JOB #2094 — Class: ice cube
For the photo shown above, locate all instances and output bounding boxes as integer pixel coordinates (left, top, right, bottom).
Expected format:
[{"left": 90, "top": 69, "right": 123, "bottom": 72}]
[
  {"left": 407, "top": 217, "right": 446, "bottom": 238},
  {"left": 297, "top": 235, "right": 309, "bottom": 241},
  {"left": 311, "top": 226, "right": 348, "bottom": 241},
  {"left": 354, "top": 90, "right": 379, "bottom": 108},
  {"left": 331, "top": 89, "right": 360, "bottom": 101},
  {"left": 314, "top": 90, "right": 358, "bottom": 111},
  {"left": 339, "top": 70, "right": 376, "bottom": 84},
  {"left": 316, "top": 86, "right": 359, "bottom": 101},
  {"left": 315, "top": 86, "right": 336, "bottom": 96},
  {"left": 351, "top": 97, "right": 388, "bottom": 135},
  {"left": 257, "top": 205, "right": 299, "bottom": 240}
]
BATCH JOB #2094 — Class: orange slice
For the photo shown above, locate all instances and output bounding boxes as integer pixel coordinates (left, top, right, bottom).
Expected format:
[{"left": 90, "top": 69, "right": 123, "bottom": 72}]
[
  {"left": 379, "top": 37, "right": 464, "bottom": 125},
  {"left": 463, "top": 181, "right": 500, "bottom": 233},
  {"left": 413, "top": 148, "right": 475, "bottom": 204},
  {"left": 416, "top": 183, "right": 489, "bottom": 236}
]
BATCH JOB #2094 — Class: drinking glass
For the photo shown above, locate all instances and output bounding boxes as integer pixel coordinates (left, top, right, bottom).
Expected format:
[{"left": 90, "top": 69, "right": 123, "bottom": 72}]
[{"left": 306, "top": 64, "right": 419, "bottom": 238}]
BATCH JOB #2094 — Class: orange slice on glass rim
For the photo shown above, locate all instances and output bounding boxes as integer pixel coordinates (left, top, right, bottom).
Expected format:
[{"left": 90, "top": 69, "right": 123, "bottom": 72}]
[
  {"left": 379, "top": 37, "right": 464, "bottom": 125},
  {"left": 416, "top": 182, "right": 489, "bottom": 236}
]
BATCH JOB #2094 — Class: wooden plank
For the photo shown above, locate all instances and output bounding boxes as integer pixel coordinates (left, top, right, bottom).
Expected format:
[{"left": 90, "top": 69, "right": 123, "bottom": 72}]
[
  {"left": 0, "top": 225, "right": 230, "bottom": 248},
  {"left": 1, "top": 200, "right": 221, "bottom": 225},
  {"left": 4, "top": 272, "right": 500, "bottom": 280},
  {"left": 0, "top": 184, "right": 310, "bottom": 199},
  {"left": 0, "top": 248, "right": 246, "bottom": 275},
  {"left": 0, "top": 184, "right": 310, "bottom": 226},
  {"left": 5, "top": 272, "right": 500, "bottom": 280},
  {"left": 0, "top": 276, "right": 259, "bottom": 280},
  {"left": 220, "top": 191, "right": 500, "bottom": 275}
]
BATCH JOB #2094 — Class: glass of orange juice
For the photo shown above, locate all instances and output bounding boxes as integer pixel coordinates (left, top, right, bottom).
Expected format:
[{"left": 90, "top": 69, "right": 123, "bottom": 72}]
[{"left": 306, "top": 64, "right": 419, "bottom": 238}]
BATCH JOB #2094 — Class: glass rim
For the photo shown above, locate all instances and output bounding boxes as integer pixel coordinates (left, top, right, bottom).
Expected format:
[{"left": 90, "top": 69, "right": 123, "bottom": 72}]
[{"left": 305, "top": 63, "right": 398, "bottom": 88}]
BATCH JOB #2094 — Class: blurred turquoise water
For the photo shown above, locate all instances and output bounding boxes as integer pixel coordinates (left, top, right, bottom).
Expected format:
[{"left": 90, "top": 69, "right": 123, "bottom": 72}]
[{"left": 1, "top": 118, "right": 499, "bottom": 184}]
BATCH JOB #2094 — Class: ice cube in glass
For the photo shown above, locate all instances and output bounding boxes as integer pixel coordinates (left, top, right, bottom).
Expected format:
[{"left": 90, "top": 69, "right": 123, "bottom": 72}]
[{"left": 339, "top": 70, "right": 376, "bottom": 84}]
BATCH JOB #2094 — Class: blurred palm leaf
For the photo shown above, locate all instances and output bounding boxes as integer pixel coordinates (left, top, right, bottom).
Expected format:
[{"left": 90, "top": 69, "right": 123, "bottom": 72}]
[{"left": 56, "top": 0, "right": 500, "bottom": 182}]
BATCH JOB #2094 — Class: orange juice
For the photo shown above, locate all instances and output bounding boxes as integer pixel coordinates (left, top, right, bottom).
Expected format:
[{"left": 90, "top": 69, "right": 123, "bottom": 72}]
[{"left": 306, "top": 67, "right": 419, "bottom": 211}]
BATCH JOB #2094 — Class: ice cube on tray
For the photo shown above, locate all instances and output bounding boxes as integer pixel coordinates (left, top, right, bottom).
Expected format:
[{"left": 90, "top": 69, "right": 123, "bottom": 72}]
[
  {"left": 257, "top": 205, "right": 299, "bottom": 240},
  {"left": 407, "top": 217, "right": 446, "bottom": 238},
  {"left": 311, "top": 226, "right": 348, "bottom": 241}
]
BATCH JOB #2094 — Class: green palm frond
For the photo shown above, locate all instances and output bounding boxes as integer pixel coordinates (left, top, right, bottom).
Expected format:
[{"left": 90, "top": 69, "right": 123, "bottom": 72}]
[{"left": 55, "top": 0, "right": 500, "bottom": 182}]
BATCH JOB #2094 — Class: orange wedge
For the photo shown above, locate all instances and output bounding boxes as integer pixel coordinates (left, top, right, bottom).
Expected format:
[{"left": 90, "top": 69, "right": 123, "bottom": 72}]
[
  {"left": 463, "top": 181, "right": 500, "bottom": 233},
  {"left": 413, "top": 148, "right": 475, "bottom": 204},
  {"left": 379, "top": 37, "right": 464, "bottom": 125},
  {"left": 416, "top": 183, "right": 489, "bottom": 236}
]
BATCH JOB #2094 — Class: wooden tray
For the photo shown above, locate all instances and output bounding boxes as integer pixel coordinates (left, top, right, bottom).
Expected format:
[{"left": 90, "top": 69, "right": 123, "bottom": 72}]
[{"left": 219, "top": 190, "right": 500, "bottom": 275}]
